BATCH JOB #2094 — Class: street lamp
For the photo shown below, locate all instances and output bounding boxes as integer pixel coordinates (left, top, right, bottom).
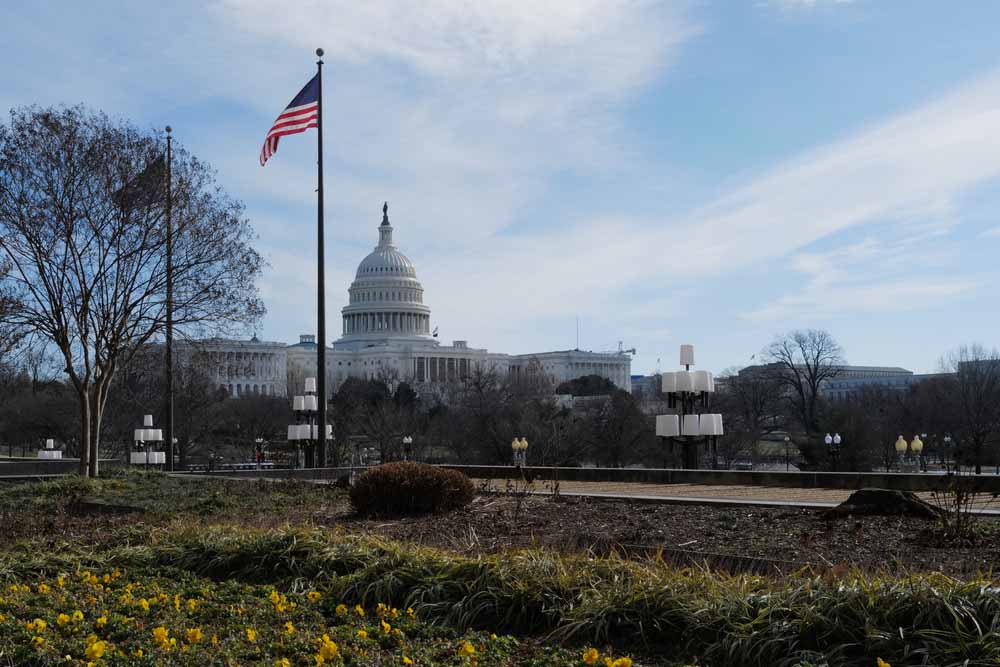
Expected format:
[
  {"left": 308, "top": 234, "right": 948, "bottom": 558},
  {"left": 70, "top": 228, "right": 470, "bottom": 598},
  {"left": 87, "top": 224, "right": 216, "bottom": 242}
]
[
  {"left": 824, "top": 432, "right": 842, "bottom": 470},
  {"left": 254, "top": 437, "right": 265, "bottom": 470},
  {"left": 131, "top": 414, "right": 165, "bottom": 466},
  {"left": 288, "top": 377, "right": 331, "bottom": 469},
  {"left": 655, "top": 344, "right": 723, "bottom": 469},
  {"left": 402, "top": 435, "right": 413, "bottom": 462},
  {"left": 38, "top": 438, "right": 62, "bottom": 460},
  {"left": 911, "top": 434, "right": 924, "bottom": 472},
  {"left": 511, "top": 437, "right": 528, "bottom": 467},
  {"left": 894, "top": 434, "right": 908, "bottom": 470},
  {"left": 784, "top": 435, "right": 791, "bottom": 472},
  {"left": 943, "top": 434, "right": 953, "bottom": 473}
]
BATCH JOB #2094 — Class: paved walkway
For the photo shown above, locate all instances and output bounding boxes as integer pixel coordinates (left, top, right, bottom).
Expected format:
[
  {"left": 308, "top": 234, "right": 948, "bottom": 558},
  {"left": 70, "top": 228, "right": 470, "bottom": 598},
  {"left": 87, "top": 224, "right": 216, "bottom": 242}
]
[{"left": 483, "top": 479, "right": 1000, "bottom": 513}]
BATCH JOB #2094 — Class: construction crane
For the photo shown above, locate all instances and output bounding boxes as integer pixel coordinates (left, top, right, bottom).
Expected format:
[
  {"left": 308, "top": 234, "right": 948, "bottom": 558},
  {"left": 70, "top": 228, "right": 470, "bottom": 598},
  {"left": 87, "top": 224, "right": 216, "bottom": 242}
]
[{"left": 601, "top": 341, "right": 636, "bottom": 355}]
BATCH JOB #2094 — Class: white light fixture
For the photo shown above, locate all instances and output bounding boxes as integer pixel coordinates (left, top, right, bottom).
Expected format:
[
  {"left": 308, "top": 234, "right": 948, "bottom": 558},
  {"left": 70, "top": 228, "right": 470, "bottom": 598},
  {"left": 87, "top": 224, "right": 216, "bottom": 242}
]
[
  {"left": 679, "top": 344, "right": 695, "bottom": 367},
  {"left": 134, "top": 429, "right": 146, "bottom": 442},
  {"left": 287, "top": 425, "right": 299, "bottom": 441},
  {"left": 692, "top": 370, "right": 711, "bottom": 393},
  {"left": 143, "top": 414, "right": 153, "bottom": 427},
  {"left": 304, "top": 377, "right": 316, "bottom": 393},
  {"left": 681, "top": 414, "right": 700, "bottom": 437},
  {"left": 303, "top": 395, "right": 318, "bottom": 412},
  {"left": 293, "top": 396, "right": 305, "bottom": 411},
  {"left": 45, "top": 439, "right": 54, "bottom": 449},
  {"left": 675, "top": 371, "right": 693, "bottom": 393},
  {"left": 700, "top": 414, "right": 724, "bottom": 437},
  {"left": 656, "top": 414, "right": 680, "bottom": 437},
  {"left": 661, "top": 372, "right": 676, "bottom": 393},
  {"left": 149, "top": 429, "right": 163, "bottom": 442}
]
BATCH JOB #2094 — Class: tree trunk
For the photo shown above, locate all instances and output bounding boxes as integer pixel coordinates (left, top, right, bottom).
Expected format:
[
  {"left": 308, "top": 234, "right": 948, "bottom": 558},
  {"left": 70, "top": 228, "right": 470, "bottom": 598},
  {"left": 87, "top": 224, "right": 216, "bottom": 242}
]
[{"left": 78, "top": 390, "right": 91, "bottom": 476}]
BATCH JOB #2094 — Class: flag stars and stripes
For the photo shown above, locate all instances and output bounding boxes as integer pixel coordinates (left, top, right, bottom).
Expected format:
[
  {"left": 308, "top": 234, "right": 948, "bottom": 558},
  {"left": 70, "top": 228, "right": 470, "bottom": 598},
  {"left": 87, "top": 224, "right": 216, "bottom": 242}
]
[{"left": 260, "top": 74, "right": 320, "bottom": 166}]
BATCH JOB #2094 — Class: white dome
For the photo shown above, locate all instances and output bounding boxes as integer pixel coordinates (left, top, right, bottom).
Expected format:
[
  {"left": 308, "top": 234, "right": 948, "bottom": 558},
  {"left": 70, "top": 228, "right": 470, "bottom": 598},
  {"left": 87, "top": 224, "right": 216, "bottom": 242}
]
[
  {"left": 337, "top": 203, "right": 432, "bottom": 344},
  {"left": 355, "top": 247, "right": 416, "bottom": 278}
]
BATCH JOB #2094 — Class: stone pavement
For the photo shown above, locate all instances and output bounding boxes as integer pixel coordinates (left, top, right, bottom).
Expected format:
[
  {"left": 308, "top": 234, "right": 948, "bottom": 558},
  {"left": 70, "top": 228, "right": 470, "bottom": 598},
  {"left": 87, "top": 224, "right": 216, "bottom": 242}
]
[{"left": 483, "top": 479, "right": 1000, "bottom": 513}]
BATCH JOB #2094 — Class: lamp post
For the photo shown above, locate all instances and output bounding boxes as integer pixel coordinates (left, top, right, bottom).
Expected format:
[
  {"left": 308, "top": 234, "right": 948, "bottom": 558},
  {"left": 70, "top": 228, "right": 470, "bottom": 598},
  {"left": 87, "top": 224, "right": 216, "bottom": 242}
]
[
  {"left": 402, "top": 435, "right": 413, "bottom": 462},
  {"left": 911, "top": 434, "right": 924, "bottom": 472},
  {"left": 824, "top": 432, "right": 842, "bottom": 471},
  {"left": 38, "top": 438, "right": 62, "bottom": 460},
  {"left": 894, "top": 434, "right": 908, "bottom": 471},
  {"left": 655, "top": 344, "right": 722, "bottom": 469},
  {"left": 511, "top": 437, "right": 528, "bottom": 467},
  {"left": 288, "top": 377, "right": 331, "bottom": 469},
  {"left": 254, "top": 437, "right": 265, "bottom": 470},
  {"left": 943, "top": 434, "right": 953, "bottom": 473},
  {"left": 784, "top": 435, "right": 791, "bottom": 472},
  {"left": 131, "top": 415, "right": 164, "bottom": 467}
]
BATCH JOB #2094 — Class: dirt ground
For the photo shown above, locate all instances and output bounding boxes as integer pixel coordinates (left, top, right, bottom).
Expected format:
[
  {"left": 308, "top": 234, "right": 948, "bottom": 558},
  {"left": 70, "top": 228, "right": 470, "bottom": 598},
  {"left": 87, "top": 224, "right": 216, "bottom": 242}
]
[{"left": 331, "top": 494, "right": 1000, "bottom": 577}]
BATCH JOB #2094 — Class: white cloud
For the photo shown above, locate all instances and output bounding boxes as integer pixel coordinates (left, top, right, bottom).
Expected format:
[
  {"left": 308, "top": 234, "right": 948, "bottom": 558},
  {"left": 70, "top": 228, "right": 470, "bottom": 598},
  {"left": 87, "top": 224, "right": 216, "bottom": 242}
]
[{"left": 982, "top": 226, "right": 1000, "bottom": 238}]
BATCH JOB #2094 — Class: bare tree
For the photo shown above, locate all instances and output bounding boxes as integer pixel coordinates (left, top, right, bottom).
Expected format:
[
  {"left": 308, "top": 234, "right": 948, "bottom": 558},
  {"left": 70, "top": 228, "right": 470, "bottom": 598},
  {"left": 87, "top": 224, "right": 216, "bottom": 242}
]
[
  {"left": 715, "top": 367, "right": 784, "bottom": 468},
  {"left": 942, "top": 345, "right": 1000, "bottom": 475},
  {"left": 763, "top": 329, "right": 844, "bottom": 451},
  {"left": 0, "top": 106, "right": 263, "bottom": 476}
]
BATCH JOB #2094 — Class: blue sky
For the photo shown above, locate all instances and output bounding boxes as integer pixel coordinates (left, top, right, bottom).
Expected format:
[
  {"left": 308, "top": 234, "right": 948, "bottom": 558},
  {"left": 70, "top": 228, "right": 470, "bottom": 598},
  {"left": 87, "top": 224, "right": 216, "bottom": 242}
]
[{"left": 3, "top": 0, "right": 998, "bottom": 375}]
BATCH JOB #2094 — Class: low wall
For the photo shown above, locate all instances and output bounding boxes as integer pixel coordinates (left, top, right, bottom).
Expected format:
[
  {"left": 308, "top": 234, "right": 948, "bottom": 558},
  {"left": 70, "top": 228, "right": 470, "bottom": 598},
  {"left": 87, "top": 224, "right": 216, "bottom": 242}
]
[
  {"left": 439, "top": 465, "right": 1000, "bottom": 493},
  {"left": 176, "top": 467, "right": 360, "bottom": 481}
]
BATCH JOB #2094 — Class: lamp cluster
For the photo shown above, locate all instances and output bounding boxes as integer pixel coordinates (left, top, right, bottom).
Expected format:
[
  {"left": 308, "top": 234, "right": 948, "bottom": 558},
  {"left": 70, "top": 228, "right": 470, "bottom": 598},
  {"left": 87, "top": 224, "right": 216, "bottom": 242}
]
[
  {"left": 511, "top": 437, "right": 529, "bottom": 466},
  {"left": 131, "top": 415, "right": 166, "bottom": 465},
  {"left": 38, "top": 438, "right": 62, "bottom": 460},
  {"left": 655, "top": 345, "right": 724, "bottom": 469},
  {"left": 287, "top": 377, "right": 330, "bottom": 468}
]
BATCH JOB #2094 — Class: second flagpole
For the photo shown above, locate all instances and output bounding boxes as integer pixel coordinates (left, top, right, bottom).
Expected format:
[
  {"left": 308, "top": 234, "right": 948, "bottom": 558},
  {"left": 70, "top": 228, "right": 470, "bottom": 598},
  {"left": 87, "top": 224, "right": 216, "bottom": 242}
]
[{"left": 315, "top": 48, "right": 327, "bottom": 469}]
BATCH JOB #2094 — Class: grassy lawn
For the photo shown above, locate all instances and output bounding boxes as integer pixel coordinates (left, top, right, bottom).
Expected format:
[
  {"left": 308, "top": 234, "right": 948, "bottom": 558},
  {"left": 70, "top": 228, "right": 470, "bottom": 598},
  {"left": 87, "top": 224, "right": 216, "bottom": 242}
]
[{"left": 1, "top": 471, "right": 998, "bottom": 667}]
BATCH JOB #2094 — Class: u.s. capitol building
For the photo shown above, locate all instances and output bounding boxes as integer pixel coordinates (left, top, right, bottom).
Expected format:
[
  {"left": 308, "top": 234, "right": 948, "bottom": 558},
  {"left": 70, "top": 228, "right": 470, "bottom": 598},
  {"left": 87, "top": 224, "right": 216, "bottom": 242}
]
[{"left": 190, "top": 206, "right": 631, "bottom": 398}]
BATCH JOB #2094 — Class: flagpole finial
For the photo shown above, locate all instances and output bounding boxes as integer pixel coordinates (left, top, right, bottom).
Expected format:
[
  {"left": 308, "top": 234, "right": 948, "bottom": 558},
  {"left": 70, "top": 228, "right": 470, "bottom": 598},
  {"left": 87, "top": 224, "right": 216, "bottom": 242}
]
[
  {"left": 165, "top": 125, "right": 172, "bottom": 134},
  {"left": 316, "top": 47, "right": 324, "bottom": 58}
]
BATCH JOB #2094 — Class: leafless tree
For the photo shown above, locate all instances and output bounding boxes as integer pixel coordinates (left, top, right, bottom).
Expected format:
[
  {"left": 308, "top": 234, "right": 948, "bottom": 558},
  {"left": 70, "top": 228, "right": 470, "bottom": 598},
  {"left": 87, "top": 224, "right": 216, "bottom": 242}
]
[
  {"left": 715, "top": 366, "right": 784, "bottom": 468},
  {"left": 0, "top": 106, "right": 264, "bottom": 476},
  {"left": 764, "top": 329, "right": 844, "bottom": 436},
  {"left": 942, "top": 344, "right": 1000, "bottom": 474}
]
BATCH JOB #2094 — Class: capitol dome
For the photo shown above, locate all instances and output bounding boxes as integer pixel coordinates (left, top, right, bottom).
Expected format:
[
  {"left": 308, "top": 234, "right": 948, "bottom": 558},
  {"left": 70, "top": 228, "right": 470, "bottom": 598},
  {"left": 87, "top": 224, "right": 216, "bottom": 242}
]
[{"left": 337, "top": 204, "right": 432, "bottom": 344}]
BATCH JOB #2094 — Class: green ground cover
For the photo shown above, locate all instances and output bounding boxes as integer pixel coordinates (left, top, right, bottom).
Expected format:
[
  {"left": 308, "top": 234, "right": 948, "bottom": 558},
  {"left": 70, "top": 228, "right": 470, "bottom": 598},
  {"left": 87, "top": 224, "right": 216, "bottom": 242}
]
[{"left": 1, "top": 473, "right": 997, "bottom": 666}]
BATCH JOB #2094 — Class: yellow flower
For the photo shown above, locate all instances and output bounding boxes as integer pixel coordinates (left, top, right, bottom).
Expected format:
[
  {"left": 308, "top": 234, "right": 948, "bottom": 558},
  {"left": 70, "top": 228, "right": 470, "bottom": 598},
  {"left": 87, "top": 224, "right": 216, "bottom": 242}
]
[
  {"left": 246, "top": 627, "right": 258, "bottom": 642},
  {"left": 57, "top": 613, "right": 70, "bottom": 626},
  {"left": 38, "top": 583, "right": 50, "bottom": 594},
  {"left": 357, "top": 629, "right": 368, "bottom": 640},
  {"left": 57, "top": 576, "right": 65, "bottom": 588},
  {"left": 381, "top": 620, "right": 392, "bottom": 634},
  {"left": 139, "top": 599, "right": 150, "bottom": 612},
  {"left": 611, "top": 659, "right": 633, "bottom": 667},
  {"left": 186, "top": 627, "right": 203, "bottom": 644},
  {"left": 102, "top": 574, "right": 111, "bottom": 584},
  {"left": 29, "top": 618, "right": 47, "bottom": 632},
  {"left": 460, "top": 641, "right": 476, "bottom": 656},
  {"left": 133, "top": 649, "right": 144, "bottom": 658},
  {"left": 173, "top": 594, "right": 181, "bottom": 611},
  {"left": 0, "top": 613, "right": 5, "bottom": 622},
  {"left": 285, "top": 621, "right": 296, "bottom": 635},
  {"left": 276, "top": 659, "right": 291, "bottom": 667},
  {"left": 335, "top": 604, "right": 348, "bottom": 616},
  {"left": 269, "top": 590, "right": 281, "bottom": 605},
  {"left": 211, "top": 634, "right": 219, "bottom": 646},
  {"left": 490, "top": 634, "right": 498, "bottom": 641},
  {"left": 32, "top": 636, "right": 45, "bottom": 646},
  {"left": 186, "top": 598, "right": 198, "bottom": 611},
  {"left": 315, "top": 656, "right": 325, "bottom": 666},
  {"left": 152, "top": 626, "right": 171, "bottom": 648},
  {"left": 877, "top": 660, "right": 891, "bottom": 667},
  {"left": 390, "top": 607, "right": 399, "bottom": 618},
  {"left": 72, "top": 610, "right": 84, "bottom": 622},
  {"left": 96, "top": 615, "right": 107, "bottom": 629},
  {"left": 355, "top": 604, "right": 365, "bottom": 617},
  {"left": 583, "top": 648, "right": 600, "bottom": 665},
  {"left": 603, "top": 659, "right": 613, "bottom": 667},
  {"left": 85, "top": 640, "right": 106, "bottom": 660},
  {"left": 403, "top": 657, "right": 413, "bottom": 665},
  {"left": 318, "top": 635, "right": 339, "bottom": 660},
  {"left": 406, "top": 607, "right": 415, "bottom": 618},
  {"left": 308, "top": 591, "right": 322, "bottom": 602}
]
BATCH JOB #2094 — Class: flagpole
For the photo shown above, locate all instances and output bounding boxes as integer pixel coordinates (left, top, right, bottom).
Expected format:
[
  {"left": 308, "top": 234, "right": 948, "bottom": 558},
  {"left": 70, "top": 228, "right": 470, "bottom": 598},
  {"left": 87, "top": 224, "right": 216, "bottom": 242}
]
[
  {"left": 315, "top": 48, "right": 327, "bottom": 469},
  {"left": 165, "top": 126, "right": 175, "bottom": 472}
]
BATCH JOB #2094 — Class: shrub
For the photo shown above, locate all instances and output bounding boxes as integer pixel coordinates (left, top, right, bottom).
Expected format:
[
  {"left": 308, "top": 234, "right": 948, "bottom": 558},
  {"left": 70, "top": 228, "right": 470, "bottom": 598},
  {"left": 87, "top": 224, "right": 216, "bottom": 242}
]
[{"left": 349, "top": 462, "right": 474, "bottom": 516}]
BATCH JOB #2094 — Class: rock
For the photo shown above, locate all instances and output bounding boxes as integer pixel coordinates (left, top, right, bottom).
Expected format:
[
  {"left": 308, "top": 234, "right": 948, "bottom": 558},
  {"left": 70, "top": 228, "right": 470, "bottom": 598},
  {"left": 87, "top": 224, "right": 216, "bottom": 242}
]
[{"left": 830, "top": 488, "right": 942, "bottom": 519}]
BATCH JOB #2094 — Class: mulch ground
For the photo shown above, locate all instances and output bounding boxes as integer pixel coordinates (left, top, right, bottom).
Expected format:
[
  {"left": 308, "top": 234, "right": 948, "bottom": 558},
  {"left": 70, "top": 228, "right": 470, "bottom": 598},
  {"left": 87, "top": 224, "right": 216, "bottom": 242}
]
[{"left": 329, "top": 494, "right": 1000, "bottom": 578}]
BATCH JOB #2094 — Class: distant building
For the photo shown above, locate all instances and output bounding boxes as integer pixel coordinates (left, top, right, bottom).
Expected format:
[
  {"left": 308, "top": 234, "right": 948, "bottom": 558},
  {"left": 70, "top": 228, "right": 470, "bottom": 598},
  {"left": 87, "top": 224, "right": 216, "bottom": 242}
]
[{"left": 188, "top": 205, "right": 631, "bottom": 397}]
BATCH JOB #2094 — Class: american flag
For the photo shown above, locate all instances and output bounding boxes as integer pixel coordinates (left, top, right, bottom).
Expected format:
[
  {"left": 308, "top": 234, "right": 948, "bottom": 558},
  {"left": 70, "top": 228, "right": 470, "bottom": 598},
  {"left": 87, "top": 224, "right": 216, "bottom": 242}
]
[{"left": 259, "top": 73, "right": 320, "bottom": 166}]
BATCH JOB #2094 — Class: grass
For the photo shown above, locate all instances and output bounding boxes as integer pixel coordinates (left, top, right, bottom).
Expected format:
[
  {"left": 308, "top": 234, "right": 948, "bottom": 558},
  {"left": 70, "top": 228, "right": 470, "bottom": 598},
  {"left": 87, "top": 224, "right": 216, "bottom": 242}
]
[{"left": 2, "top": 472, "right": 999, "bottom": 666}]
